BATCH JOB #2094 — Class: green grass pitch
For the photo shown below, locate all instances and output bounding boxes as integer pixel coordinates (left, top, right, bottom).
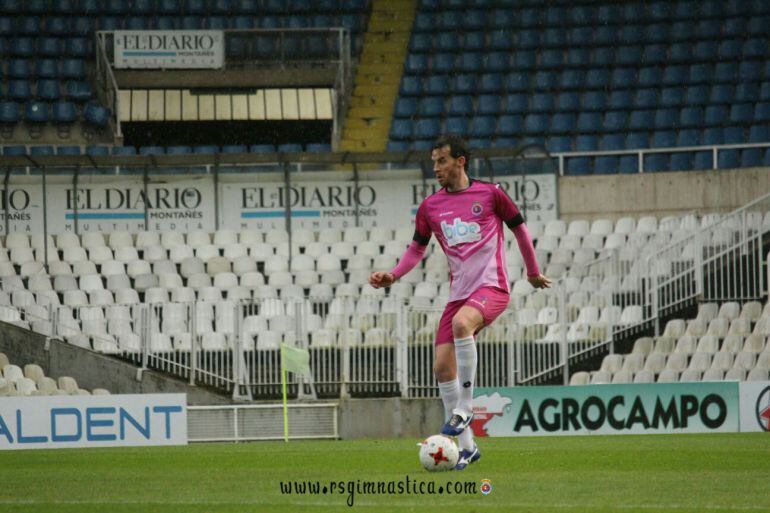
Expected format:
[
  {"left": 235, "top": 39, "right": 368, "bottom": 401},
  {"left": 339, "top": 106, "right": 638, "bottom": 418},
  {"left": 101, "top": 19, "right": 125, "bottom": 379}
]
[{"left": 1, "top": 433, "right": 768, "bottom": 513}]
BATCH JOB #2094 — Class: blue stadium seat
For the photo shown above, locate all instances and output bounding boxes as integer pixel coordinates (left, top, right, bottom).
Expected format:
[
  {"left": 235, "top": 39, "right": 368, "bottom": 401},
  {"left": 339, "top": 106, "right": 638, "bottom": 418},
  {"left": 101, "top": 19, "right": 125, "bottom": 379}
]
[
  {"left": 422, "top": 76, "right": 447, "bottom": 95},
  {"left": 596, "top": 4, "right": 619, "bottom": 25},
  {"left": 513, "top": 50, "right": 537, "bottom": 70},
  {"left": 454, "top": 52, "right": 480, "bottom": 73},
  {"left": 38, "top": 38, "right": 62, "bottom": 57},
  {"left": 756, "top": 103, "right": 770, "bottom": 123},
  {"left": 35, "top": 60, "right": 59, "bottom": 79},
  {"left": 464, "top": 32, "right": 486, "bottom": 51},
  {"left": 405, "top": 55, "right": 428, "bottom": 75},
  {"left": 36, "top": 80, "right": 60, "bottom": 101},
  {"left": 476, "top": 95, "right": 500, "bottom": 116},
  {"left": 411, "top": 140, "right": 434, "bottom": 151},
  {"left": 530, "top": 94, "right": 555, "bottom": 112},
  {"left": 0, "top": 102, "right": 21, "bottom": 124},
  {"left": 743, "top": 38, "right": 767, "bottom": 59},
  {"left": 65, "top": 38, "right": 89, "bottom": 57},
  {"left": 248, "top": 144, "right": 274, "bottom": 153},
  {"left": 616, "top": 46, "right": 643, "bottom": 67},
  {"left": 413, "top": 118, "right": 440, "bottom": 139},
  {"left": 518, "top": 7, "right": 540, "bottom": 28},
  {"left": 652, "top": 130, "right": 677, "bottom": 147},
  {"left": 64, "top": 81, "right": 92, "bottom": 102},
  {"left": 670, "top": 21, "right": 694, "bottom": 40},
  {"left": 545, "top": 7, "right": 566, "bottom": 27},
  {"left": 57, "top": 145, "right": 81, "bottom": 156},
  {"left": 543, "top": 28, "right": 567, "bottom": 48},
  {"left": 618, "top": 156, "right": 638, "bottom": 174},
  {"left": 582, "top": 91, "right": 607, "bottom": 112},
  {"left": 714, "top": 63, "right": 738, "bottom": 83},
  {"left": 607, "top": 91, "right": 632, "bottom": 111},
  {"left": 654, "top": 109, "right": 678, "bottom": 130},
  {"left": 493, "top": 137, "right": 518, "bottom": 149},
  {"left": 641, "top": 44, "right": 666, "bottom": 65},
  {"left": 662, "top": 66, "right": 687, "bottom": 86},
  {"left": 9, "top": 38, "right": 34, "bottom": 57},
  {"left": 432, "top": 53, "right": 455, "bottom": 74},
  {"left": 709, "top": 85, "right": 734, "bottom": 105},
  {"left": 719, "top": 39, "right": 743, "bottom": 60},
  {"left": 626, "top": 132, "right": 650, "bottom": 149},
  {"left": 83, "top": 103, "right": 109, "bottom": 127},
  {"left": 594, "top": 156, "right": 619, "bottom": 174},
  {"left": 533, "top": 71, "right": 558, "bottom": 90},
  {"left": 730, "top": 103, "right": 754, "bottom": 124},
  {"left": 688, "top": 64, "right": 712, "bottom": 85},
  {"left": 7, "top": 60, "right": 31, "bottom": 79},
  {"left": 619, "top": 24, "right": 644, "bottom": 45},
  {"left": 634, "top": 89, "right": 658, "bottom": 110},
  {"left": 516, "top": 30, "right": 540, "bottom": 49},
  {"left": 488, "top": 9, "right": 514, "bottom": 29},
  {"left": 3, "top": 146, "right": 28, "bottom": 156},
  {"left": 25, "top": 101, "right": 49, "bottom": 123},
  {"left": 556, "top": 92, "right": 580, "bottom": 112},
  {"left": 410, "top": 34, "right": 431, "bottom": 53},
  {"left": 96, "top": 16, "right": 121, "bottom": 30},
  {"left": 576, "top": 112, "right": 601, "bottom": 133},
  {"left": 560, "top": 70, "right": 584, "bottom": 90},
  {"left": 567, "top": 27, "right": 592, "bottom": 46},
  {"left": 717, "top": 150, "right": 740, "bottom": 169},
  {"left": 400, "top": 76, "right": 421, "bottom": 96},
  {"left": 221, "top": 145, "right": 247, "bottom": 153},
  {"left": 479, "top": 73, "right": 503, "bottom": 94},
  {"left": 444, "top": 95, "right": 470, "bottom": 116},
  {"left": 735, "top": 80, "right": 763, "bottom": 106},
  {"left": 540, "top": 49, "right": 563, "bottom": 68},
  {"left": 764, "top": 149, "right": 770, "bottom": 166},
  {"left": 702, "top": 127, "right": 724, "bottom": 145},
  {"left": 505, "top": 72, "right": 529, "bottom": 92},
  {"left": 749, "top": 125, "right": 770, "bottom": 142},
  {"left": 165, "top": 146, "right": 192, "bottom": 155},
  {"left": 566, "top": 157, "right": 592, "bottom": 176},
  {"left": 693, "top": 41, "right": 718, "bottom": 62},
  {"left": 390, "top": 119, "right": 412, "bottom": 140},
  {"left": 435, "top": 33, "right": 459, "bottom": 52},
  {"left": 51, "top": 101, "right": 78, "bottom": 124},
  {"left": 111, "top": 146, "right": 136, "bottom": 156},
  {"left": 680, "top": 107, "right": 704, "bottom": 128},
  {"left": 412, "top": 12, "right": 431, "bottom": 32},
  {"left": 693, "top": 151, "right": 712, "bottom": 170},
  {"left": 660, "top": 88, "right": 685, "bottom": 108},
  {"left": 550, "top": 113, "right": 575, "bottom": 134},
  {"left": 418, "top": 97, "right": 443, "bottom": 117},
  {"left": 469, "top": 116, "right": 495, "bottom": 138},
  {"left": 444, "top": 116, "right": 469, "bottom": 135},
  {"left": 645, "top": 154, "right": 669, "bottom": 172},
  {"left": 574, "top": 134, "right": 598, "bottom": 151},
  {"left": 637, "top": 67, "right": 662, "bottom": 88},
  {"left": 61, "top": 59, "right": 85, "bottom": 80},
  {"left": 585, "top": 69, "right": 610, "bottom": 89},
  {"left": 668, "top": 42, "right": 692, "bottom": 64},
  {"left": 439, "top": 11, "right": 462, "bottom": 30},
  {"left": 669, "top": 153, "right": 693, "bottom": 171},
  {"left": 546, "top": 136, "right": 572, "bottom": 153},
  {"left": 503, "top": 94, "right": 528, "bottom": 113},
  {"left": 139, "top": 146, "right": 164, "bottom": 156},
  {"left": 604, "top": 111, "right": 628, "bottom": 132},
  {"left": 723, "top": 126, "right": 745, "bottom": 144},
  {"left": 394, "top": 98, "right": 417, "bottom": 118},
  {"left": 7, "top": 80, "right": 31, "bottom": 101},
  {"left": 704, "top": 105, "right": 728, "bottom": 125},
  {"left": 738, "top": 61, "right": 761, "bottom": 82},
  {"left": 566, "top": 48, "right": 590, "bottom": 67},
  {"left": 386, "top": 141, "right": 409, "bottom": 152},
  {"left": 740, "top": 148, "right": 763, "bottom": 167},
  {"left": 159, "top": 0, "right": 181, "bottom": 14},
  {"left": 601, "top": 134, "right": 625, "bottom": 151},
  {"left": 593, "top": 26, "right": 616, "bottom": 46},
  {"left": 684, "top": 85, "right": 709, "bottom": 106},
  {"left": 30, "top": 145, "right": 54, "bottom": 156},
  {"left": 451, "top": 74, "right": 476, "bottom": 95},
  {"left": 524, "top": 114, "right": 549, "bottom": 134},
  {"left": 278, "top": 143, "right": 304, "bottom": 153}
]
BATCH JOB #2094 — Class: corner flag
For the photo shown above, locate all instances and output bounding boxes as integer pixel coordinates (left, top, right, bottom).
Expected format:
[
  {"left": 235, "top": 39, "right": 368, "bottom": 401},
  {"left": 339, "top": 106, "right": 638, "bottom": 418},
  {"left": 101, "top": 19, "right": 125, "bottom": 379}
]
[{"left": 280, "top": 343, "right": 311, "bottom": 442}]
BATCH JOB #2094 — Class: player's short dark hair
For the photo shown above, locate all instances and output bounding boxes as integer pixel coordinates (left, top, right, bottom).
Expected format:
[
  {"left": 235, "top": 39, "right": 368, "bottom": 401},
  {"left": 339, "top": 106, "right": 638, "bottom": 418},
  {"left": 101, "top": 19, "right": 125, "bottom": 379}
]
[{"left": 433, "top": 135, "right": 470, "bottom": 163}]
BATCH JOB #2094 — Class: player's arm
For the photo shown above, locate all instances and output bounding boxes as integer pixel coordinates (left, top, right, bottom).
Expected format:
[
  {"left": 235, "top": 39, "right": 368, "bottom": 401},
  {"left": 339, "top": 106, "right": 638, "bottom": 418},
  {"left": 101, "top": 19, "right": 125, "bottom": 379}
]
[
  {"left": 369, "top": 232, "right": 430, "bottom": 289},
  {"left": 494, "top": 186, "right": 551, "bottom": 289}
]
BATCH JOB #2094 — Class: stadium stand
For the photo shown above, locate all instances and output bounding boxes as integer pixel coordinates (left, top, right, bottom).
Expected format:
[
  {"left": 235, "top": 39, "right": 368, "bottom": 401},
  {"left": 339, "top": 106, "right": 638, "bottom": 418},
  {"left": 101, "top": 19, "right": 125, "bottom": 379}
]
[{"left": 0, "top": 351, "right": 109, "bottom": 396}]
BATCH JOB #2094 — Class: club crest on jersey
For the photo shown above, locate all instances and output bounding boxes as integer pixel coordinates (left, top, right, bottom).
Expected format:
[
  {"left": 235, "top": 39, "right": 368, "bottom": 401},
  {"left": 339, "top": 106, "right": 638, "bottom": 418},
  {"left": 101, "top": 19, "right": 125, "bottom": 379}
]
[
  {"left": 471, "top": 201, "right": 483, "bottom": 215},
  {"left": 441, "top": 217, "right": 482, "bottom": 246}
]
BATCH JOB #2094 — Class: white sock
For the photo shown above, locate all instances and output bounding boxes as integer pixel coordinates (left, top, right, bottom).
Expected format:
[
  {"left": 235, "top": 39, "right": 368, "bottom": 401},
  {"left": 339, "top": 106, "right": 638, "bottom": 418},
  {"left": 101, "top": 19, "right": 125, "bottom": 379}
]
[
  {"left": 453, "top": 336, "right": 477, "bottom": 419},
  {"left": 437, "top": 379, "right": 459, "bottom": 423},
  {"left": 458, "top": 425, "right": 474, "bottom": 451}
]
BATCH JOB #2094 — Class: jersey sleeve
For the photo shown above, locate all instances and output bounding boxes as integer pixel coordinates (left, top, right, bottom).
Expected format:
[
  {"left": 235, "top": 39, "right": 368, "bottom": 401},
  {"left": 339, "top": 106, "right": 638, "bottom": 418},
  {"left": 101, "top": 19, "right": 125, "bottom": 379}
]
[
  {"left": 413, "top": 201, "right": 432, "bottom": 246},
  {"left": 493, "top": 184, "right": 525, "bottom": 228}
]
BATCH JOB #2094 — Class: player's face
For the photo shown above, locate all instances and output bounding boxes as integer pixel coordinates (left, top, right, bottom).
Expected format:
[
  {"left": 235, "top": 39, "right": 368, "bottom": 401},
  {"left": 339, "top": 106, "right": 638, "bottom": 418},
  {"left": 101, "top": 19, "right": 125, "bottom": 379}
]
[{"left": 431, "top": 145, "right": 466, "bottom": 190}]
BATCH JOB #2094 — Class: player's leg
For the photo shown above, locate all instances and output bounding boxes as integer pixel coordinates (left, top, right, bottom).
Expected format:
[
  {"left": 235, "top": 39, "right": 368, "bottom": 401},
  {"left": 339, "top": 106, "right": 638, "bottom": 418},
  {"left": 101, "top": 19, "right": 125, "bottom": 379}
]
[{"left": 434, "top": 301, "right": 460, "bottom": 426}]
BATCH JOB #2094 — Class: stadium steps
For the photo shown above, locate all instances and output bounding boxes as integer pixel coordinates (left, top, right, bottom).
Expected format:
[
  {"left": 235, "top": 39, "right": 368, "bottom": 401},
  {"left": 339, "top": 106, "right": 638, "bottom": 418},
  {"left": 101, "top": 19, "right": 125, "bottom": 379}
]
[{"left": 339, "top": 0, "right": 416, "bottom": 152}]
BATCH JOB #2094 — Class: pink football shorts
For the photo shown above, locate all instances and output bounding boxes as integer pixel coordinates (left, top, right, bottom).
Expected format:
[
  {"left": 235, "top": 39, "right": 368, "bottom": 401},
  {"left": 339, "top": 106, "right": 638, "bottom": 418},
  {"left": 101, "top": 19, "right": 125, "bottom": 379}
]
[{"left": 435, "top": 286, "right": 510, "bottom": 346}]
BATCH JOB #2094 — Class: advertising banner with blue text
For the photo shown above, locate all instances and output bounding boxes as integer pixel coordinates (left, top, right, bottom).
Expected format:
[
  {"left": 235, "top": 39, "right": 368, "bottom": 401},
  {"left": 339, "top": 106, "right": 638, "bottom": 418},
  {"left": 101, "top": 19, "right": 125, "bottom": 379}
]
[
  {"left": 0, "top": 393, "right": 187, "bottom": 450},
  {"left": 473, "top": 382, "right": 739, "bottom": 437},
  {"left": 113, "top": 31, "right": 224, "bottom": 69}
]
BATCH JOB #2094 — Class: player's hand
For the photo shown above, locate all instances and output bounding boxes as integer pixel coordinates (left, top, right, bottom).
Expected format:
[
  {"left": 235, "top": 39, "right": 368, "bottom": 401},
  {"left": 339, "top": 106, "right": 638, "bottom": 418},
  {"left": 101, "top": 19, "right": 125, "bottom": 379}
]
[
  {"left": 528, "top": 274, "right": 552, "bottom": 289},
  {"left": 369, "top": 271, "right": 395, "bottom": 289}
]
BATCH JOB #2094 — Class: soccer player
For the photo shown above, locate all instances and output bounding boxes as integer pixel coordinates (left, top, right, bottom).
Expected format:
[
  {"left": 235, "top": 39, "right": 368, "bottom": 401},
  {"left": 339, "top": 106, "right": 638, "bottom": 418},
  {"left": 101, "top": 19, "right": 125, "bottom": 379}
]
[{"left": 369, "top": 135, "right": 551, "bottom": 470}]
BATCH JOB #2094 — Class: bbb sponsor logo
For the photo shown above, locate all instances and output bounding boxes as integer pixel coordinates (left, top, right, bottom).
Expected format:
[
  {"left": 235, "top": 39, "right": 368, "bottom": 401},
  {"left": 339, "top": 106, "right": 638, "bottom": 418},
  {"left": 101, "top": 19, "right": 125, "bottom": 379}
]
[{"left": 441, "top": 217, "right": 481, "bottom": 246}]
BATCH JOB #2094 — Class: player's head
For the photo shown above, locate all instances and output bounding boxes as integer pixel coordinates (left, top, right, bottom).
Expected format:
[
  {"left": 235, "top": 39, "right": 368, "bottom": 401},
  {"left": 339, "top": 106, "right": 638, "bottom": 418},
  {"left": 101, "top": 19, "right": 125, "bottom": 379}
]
[{"left": 431, "top": 135, "right": 470, "bottom": 189}]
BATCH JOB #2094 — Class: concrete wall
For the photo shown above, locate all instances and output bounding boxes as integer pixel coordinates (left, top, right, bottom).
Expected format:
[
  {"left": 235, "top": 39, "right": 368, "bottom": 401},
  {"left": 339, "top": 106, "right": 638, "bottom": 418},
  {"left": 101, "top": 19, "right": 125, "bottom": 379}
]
[
  {"left": 0, "top": 322, "right": 231, "bottom": 405},
  {"left": 337, "top": 397, "right": 444, "bottom": 439},
  {"left": 559, "top": 167, "right": 770, "bottom": 222}
]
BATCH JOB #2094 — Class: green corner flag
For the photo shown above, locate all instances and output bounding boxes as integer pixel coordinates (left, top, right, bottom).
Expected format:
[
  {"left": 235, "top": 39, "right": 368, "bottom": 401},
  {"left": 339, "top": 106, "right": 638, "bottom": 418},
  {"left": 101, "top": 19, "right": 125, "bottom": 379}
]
[{"left": 280, "top": 343, "right": 311, "bottom": 442}]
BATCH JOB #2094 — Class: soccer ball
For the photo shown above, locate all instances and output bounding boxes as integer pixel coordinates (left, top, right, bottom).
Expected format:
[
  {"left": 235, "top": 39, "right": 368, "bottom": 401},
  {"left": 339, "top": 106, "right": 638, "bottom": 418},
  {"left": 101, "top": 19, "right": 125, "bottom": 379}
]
[{"left": 418, "top": 435, "right": 459, "bottom": 472}]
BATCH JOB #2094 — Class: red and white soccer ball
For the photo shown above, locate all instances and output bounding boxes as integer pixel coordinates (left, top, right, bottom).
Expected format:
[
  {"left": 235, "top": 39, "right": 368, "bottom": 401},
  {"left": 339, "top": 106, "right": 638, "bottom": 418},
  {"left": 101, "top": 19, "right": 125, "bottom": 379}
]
[{"left": 419, "top": 435, "right": 459, "bottom": 472}]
